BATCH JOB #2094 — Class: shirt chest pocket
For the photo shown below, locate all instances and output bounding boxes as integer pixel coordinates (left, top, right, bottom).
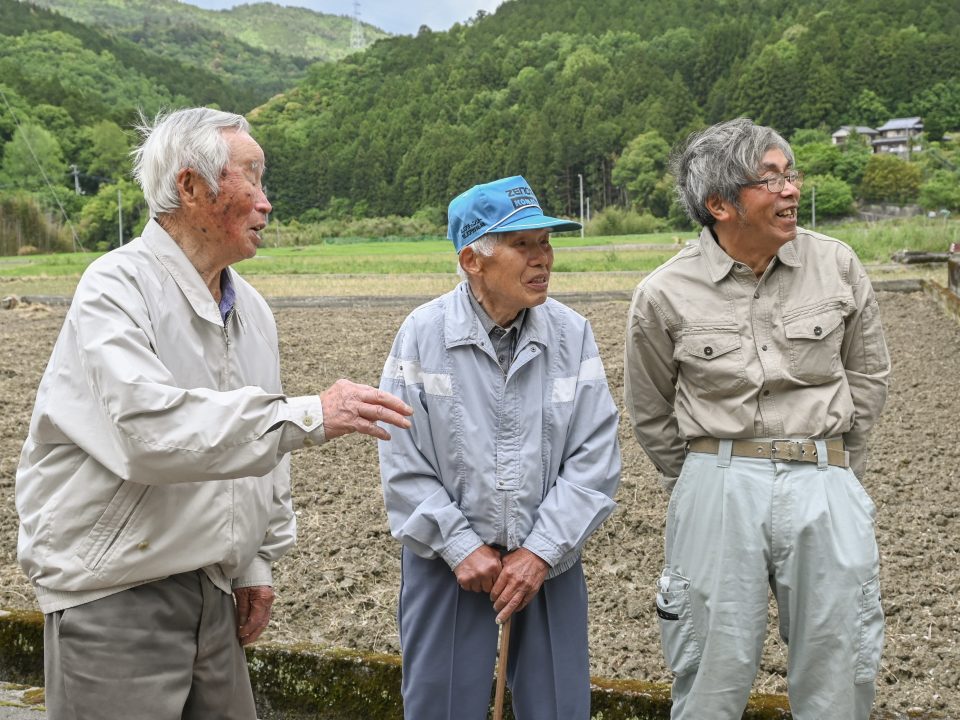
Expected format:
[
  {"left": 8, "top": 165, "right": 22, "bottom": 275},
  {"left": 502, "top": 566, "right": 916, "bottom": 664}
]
[
  {"left": 677, "top": 327, "right": 747, "bottom": 397},
  {"left": 783, "top": 304, "right": 845, "bottom": 385}
]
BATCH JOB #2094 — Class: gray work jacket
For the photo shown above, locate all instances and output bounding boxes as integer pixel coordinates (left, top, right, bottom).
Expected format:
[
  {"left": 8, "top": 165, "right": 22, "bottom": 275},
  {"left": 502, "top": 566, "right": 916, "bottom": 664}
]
[{"left": 378, "top": 283, "right": 621, "bottom": 578}]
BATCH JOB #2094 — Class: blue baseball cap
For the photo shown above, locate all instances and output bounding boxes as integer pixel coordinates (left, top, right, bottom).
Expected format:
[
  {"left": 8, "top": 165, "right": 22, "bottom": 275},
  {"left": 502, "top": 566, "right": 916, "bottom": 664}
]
[{"left": 447, "top": 175, "right": 582, "bottom": 252}]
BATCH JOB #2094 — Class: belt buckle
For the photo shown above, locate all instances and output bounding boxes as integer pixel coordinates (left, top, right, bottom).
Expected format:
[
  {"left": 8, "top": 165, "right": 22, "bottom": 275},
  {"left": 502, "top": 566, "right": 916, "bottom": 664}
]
[{"left": 770, "top": 439, "right": 803, "bottom": 462}]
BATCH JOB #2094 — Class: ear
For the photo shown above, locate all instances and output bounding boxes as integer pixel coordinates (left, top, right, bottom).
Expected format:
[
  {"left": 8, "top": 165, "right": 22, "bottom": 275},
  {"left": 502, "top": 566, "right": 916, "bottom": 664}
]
[
  {"left": 175, "top": 167, "right": 203, "bottom": 209},
  {"left": 459, "top": 246, "right": 484, "bottom": 277},
  {"left": 706, "top": 193, "right": 736, "bottom": 223}
]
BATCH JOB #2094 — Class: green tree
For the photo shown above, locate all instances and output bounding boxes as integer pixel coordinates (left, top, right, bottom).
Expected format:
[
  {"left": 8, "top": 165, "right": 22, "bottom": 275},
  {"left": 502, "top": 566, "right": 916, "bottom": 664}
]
[
  {"left": 918, "top": 170, "right": 960, "bottom": 212},
  {"left": 78, "top": 120, "right": 132, "bottom": 186},
  {"left": 77, "top": 178, "right": 146, "bottom": 249},
  {"left": 860, "top": 154, "right": 922, "bottom": 204},
  {"left": 611, "top": 130, "right": 671, "bottom": 215},
  {"left": 0, "top": 123, "right": 68, "bottom": 195},
  {"left": 798, "top": 174, "right": 854, "bottom": 224},
  {"left": 847, "top": 89, "right": 889, "bottom": 128}
]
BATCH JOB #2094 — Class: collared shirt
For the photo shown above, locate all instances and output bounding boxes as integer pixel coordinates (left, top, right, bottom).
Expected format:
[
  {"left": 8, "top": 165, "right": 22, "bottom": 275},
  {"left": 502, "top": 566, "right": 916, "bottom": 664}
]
[
  {"left": 624, "top": 226, "right": 890, "bottom": 487},
  {"left": 465, "top": 282, "right": 526, "bottom": 374}
]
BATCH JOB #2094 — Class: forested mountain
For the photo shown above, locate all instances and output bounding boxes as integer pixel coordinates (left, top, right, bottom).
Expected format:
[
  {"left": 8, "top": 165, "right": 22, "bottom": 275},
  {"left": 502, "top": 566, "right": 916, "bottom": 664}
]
[
  {"left": 18, "top": 0, "right": 388, "bottom": 105},
  {"left": 250, "top": 0, "right": 960, "bottom": 220}
]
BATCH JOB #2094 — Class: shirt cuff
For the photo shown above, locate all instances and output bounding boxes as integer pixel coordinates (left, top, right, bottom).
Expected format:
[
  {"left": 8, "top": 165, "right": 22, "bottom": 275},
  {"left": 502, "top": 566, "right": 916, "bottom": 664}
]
[
  {"left": 440, "top": 531, "right": 485, "bottom": 570},
  {"left": 232, "top": 555, "right": 273, "bottom": 589},
  {"left": 276, "top": 395, "right": 326, "bottom": 452},
  {"left": 521, "top": 530, "right": 561, "bottom": 568}
]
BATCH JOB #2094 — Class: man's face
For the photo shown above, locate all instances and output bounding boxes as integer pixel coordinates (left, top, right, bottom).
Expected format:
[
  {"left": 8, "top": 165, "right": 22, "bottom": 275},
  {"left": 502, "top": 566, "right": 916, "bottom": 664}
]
[
  {"left": 733, "top": 148, "right": 800, "bottom": 248},
  {"left": 469, "top": 229, "right": 554, "bottom": 325},
  {"left": 194, "top": 130, "right": 271, "bottom": 265}
]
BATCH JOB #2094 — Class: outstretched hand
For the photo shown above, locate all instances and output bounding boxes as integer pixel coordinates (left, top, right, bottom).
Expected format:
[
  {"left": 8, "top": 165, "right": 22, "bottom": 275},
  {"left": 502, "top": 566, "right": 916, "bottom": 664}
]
[
  {"left": 321, "top": 379, "right": 413, "bottom": 441},
  {"left": 490, "top": 548, "right": 549, "bottom": 625}
]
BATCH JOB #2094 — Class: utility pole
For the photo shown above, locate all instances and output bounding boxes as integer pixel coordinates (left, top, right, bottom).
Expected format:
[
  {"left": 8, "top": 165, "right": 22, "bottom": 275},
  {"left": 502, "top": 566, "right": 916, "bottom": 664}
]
[
  {"left": 578, "top": 173, "right": 584, "bottom": 238},
  {"left": 350, "top": 1, "right": 365, "bottom": 50},
  {"left": 70, "top": 164, "right": 83, "bottom": 195},
  {"left": 811, "top": 185, "right": 816, "bottom": 230},
  {"left": 118, "top": 187, "right": 123, "bottom": 246}
]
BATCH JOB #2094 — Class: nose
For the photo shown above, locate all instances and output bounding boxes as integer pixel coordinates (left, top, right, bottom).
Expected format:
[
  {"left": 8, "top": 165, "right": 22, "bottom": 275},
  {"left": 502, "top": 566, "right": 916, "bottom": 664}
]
[{"left": 255, "top": 186, "right": 272, "bottom": 215}]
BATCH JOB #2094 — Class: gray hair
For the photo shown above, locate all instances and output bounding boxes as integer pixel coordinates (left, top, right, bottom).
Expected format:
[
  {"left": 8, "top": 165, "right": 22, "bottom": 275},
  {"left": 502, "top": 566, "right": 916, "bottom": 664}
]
[
  {"left": 670, "top": 117, "right": 794, "bottom": 227},
  {"left": 455, "top": 233, "right": 498, "bottom": 280},
  {"left": 132, "top": 107, "right": 251, "bottom": 216}
]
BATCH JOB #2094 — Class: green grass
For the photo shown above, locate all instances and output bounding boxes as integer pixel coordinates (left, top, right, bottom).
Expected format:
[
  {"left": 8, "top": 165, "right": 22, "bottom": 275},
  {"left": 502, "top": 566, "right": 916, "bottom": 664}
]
[{"left": 0, "top": 219, "right": 954, "bottom": 299}]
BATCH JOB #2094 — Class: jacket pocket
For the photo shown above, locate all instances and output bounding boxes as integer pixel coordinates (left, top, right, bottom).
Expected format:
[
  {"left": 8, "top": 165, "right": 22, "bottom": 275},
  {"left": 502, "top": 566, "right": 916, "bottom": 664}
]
[
  {"left": 76, "top": 482, "right": 151, "bottom": 574},
  {"left": 655, "top": 568, "right": 701, "bottom": 677},
  {"left": 783, "top": 302, "right": 845, "bottom": 384},
  {"left": 678, "top": 327, "right": 746, "bottom": 396},
  {"left": 855, "top": 574, "right": 884, "bottom": 684}
]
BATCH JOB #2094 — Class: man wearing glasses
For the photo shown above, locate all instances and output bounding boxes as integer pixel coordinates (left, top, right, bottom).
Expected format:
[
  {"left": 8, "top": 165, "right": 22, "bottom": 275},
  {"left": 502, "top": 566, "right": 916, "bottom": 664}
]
[{"left": 624, "top": 118, "right": 890, "bottom": 719}]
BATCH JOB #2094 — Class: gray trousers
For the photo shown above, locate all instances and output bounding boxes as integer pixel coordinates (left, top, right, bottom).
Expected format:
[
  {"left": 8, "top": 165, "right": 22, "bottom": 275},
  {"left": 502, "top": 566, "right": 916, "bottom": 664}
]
[
  {"left": 399, "top": 548, "right": 591, "bottom": 720},
  {"left": 44, "top": 571, "right": 257, "bottom": 720},
  {"left": 658, "top": 444, "right": 883, "bottom": 720}
]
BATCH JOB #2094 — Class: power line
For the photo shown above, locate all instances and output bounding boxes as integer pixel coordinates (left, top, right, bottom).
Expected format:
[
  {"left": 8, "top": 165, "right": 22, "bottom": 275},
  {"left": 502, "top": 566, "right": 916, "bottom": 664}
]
[
  {"left": 0, "top": 86, "right": 84, "bottom": 251},
  {"left": 350, "top": 1, "right": 366, "bottom": 50}
]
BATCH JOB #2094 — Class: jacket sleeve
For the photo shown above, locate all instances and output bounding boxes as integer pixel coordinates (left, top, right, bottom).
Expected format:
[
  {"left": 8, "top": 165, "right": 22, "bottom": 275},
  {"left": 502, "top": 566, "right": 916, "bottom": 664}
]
[
  {"left": 233, "top": 454, "right": 298, "bottom": 589},
  {"left": 378, "top": 320, "right": 484, "bottom": 569},
  {"left": 623, "top": 285, "right": 687, "bottom": 489},
  {"left": 53, "top": 265, "right": 324, "bottom": 485},
  {"left": 522, "top": 322, "right": 621, "bottom": 567},
  {"left": 840, "top": 256, "right": 891, "bottom": 478}
]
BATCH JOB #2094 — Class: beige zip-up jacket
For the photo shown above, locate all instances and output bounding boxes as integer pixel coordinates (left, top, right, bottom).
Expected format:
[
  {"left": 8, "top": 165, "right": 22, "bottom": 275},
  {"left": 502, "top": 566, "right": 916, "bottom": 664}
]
[
  {"left": 624, "top": 226, "right": 890, "bottom": 490},
  {"left": 16, "top": 220, "right": 325, "bottom": 613}
]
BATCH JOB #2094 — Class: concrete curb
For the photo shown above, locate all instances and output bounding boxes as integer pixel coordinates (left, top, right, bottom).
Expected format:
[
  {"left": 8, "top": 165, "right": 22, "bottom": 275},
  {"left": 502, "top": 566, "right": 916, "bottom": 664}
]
[{"left": 0, "top": 608, "right": 795, "bottom": 719}]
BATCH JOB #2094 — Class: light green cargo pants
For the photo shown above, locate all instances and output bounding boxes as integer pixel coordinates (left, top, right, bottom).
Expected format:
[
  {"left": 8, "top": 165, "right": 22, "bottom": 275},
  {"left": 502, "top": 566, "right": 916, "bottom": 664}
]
[{"left": 656, "top": 441, "right": 883, "bottom": 720}]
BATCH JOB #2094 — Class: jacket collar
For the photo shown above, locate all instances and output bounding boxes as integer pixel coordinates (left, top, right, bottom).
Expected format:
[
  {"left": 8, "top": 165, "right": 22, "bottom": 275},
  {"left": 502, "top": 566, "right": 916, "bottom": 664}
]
[
  {"left": 141, "top": 218, "right": 233, "bottom": 326},
  {"left": 698, "top": 225, "right": 802, "bottom": 283},
  {"left": 444, "top": 282, "right": 550, "bottom": 351}
]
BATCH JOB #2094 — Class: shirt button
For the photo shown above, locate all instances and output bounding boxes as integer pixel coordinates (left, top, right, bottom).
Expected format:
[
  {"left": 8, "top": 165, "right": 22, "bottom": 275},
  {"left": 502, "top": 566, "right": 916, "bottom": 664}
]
[
  {"left": 303, "top": 415, "right": 314, "bottom": 427},
  {"left": 813, "top": 326, "right": 822, "bottom": 336},
  {"left": 763, "top": 390, "right": 771, "bottom": 396},
  {"left": 137, "top": 541, "right": 150, "bottom": 551},
  {"left": 704, "top": 346, "right": 713, "bottom": 356},
  {"left": 498, "top": 355, "right": 505, "bottom": 364},
  {"left": 754, "top": 292, "right": 760, "bottom": 299},
  {"left": 761, "top": 345, "right": 768, "bottom": 351}
]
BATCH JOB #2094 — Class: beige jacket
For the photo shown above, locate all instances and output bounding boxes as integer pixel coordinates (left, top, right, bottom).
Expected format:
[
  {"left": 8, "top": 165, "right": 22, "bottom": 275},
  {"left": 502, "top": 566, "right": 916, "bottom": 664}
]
[
  {"left": 16, "top": 220, "right": 325, "bottom": 613},
  {"left": 624, "top": 226, "right": 889, "bottom": 489}
]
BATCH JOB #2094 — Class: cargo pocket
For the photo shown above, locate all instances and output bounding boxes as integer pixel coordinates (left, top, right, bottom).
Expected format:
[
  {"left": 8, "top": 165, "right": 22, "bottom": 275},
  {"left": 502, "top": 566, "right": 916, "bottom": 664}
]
[
  {"left": 854, "top": 574, "right": 884, "bottom": 684},
  {"left": 678, "top": 327, "right": 746, "bottom": 397},
  {"left": 655, "top": 569, "right": 701, "bottom": 677}
]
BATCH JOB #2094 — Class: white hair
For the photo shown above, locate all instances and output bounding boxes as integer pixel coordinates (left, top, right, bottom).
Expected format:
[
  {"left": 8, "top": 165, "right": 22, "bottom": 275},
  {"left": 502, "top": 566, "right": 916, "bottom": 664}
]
[
  {"left": 455, "top": 233, "right": 498, "bottom": 279},
  {"left": 132, "top": 107, "right": 251, "bottom": 216}
]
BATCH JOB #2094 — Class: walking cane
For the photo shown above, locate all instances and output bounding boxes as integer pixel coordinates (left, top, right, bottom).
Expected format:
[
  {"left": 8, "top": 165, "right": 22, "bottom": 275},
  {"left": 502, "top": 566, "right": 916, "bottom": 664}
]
[{"left": 492, "top": 616, "right": 513, "bottom": 720}]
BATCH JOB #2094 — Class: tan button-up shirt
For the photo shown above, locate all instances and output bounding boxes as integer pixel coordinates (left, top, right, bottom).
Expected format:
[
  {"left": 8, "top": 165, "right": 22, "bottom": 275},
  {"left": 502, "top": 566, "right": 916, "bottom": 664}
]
[{"left": 624, "top": 226, "right": 890, "bottom": 487}]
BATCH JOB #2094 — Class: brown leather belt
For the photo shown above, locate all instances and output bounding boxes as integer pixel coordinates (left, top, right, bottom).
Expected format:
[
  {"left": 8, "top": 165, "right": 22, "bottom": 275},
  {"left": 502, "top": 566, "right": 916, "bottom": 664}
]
[{"left": 687, "top": 438, "right": 849, "bottom": 468}]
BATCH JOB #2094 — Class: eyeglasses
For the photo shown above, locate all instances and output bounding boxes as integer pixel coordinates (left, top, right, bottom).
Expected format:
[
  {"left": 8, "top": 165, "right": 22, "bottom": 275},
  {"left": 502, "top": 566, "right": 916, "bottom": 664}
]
[{"left": 741, "top": 170, "right": 804, "bottom": 193}]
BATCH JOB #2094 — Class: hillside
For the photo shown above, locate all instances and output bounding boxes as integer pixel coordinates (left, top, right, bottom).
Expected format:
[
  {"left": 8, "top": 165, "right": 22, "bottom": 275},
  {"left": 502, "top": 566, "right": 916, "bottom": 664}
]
[
  {"left": 25, "top": 0, "right": 390, "bottom": 61},
  {"left": 249, "top": 0, "right": 960, "bottom": 219}
]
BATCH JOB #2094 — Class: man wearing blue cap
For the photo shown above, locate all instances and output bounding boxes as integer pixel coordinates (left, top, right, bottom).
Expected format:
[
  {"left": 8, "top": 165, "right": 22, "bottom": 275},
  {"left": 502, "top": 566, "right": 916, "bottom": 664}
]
[{"left": 378, "top": 176, "right": 622, "bottom": 720}]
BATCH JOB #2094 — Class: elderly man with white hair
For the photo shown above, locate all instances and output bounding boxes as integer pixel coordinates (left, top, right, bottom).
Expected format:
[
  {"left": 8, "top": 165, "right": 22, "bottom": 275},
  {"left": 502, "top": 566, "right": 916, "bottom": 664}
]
[
  {"left": 378, "top": 175, "right": 622, "bottom": 720},
  {"left": 15, "top": 107, "right": 411, "bottom": 720}
]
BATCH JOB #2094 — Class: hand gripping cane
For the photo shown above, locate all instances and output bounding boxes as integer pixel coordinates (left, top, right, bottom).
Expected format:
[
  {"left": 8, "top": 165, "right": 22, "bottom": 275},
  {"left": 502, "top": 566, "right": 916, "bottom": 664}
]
[{"left": 492, "top": 616, "right": 513, "bottom": 720}]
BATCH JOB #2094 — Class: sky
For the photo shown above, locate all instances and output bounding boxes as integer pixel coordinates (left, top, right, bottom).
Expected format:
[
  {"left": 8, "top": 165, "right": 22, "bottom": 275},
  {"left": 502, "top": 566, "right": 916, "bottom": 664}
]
[{"left": 179, "top": 0, "right": 505, "bottom": 36}]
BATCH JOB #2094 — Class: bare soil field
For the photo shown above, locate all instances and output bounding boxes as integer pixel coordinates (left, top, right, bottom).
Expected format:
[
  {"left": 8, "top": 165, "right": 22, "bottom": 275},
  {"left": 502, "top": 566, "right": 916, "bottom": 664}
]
[{"left": 0, "top": 288, "right": 957, "bottom": 718}]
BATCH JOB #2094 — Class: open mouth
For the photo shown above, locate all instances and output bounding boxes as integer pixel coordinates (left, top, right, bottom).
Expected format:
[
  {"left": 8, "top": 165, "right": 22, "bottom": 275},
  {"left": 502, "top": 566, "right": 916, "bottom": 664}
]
[
  {"left": 527, "top": 274, "right": 550, "bottom": 289},
  {"left": 776, "top": 208, "right": 797, "bottom": 219}
]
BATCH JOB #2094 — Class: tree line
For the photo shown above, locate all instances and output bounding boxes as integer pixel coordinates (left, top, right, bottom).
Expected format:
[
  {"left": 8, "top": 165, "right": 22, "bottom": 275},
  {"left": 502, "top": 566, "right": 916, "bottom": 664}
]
[{"left": 1, "top": 0, "right": 959, "bottom": 253}]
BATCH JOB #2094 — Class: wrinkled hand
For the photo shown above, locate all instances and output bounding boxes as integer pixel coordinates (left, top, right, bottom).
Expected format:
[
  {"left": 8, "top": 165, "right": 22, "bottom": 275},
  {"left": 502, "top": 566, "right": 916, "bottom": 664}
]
[
  {"left": 490, "top": 548, "right": 549, "bottom": 624},
  {"left": 234, "top": 585, "right": 275, "bottom": 646},
  {"left": 453, "top": 545, "right": 503, "bottom": 593},
  {"left": 321, "top": 379, "right": 412, "bottom": 441}
]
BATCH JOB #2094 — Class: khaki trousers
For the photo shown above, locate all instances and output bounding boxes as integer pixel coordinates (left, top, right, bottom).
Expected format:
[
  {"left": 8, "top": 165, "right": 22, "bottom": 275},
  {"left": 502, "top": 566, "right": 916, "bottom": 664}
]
[
  {"left": 44, "top": 571, "right": 257, "bottom": 720},
  {"left": 657, "top": 444, "right": 883, "bottom": 720}
]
